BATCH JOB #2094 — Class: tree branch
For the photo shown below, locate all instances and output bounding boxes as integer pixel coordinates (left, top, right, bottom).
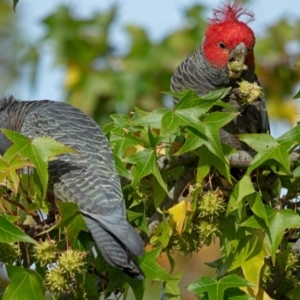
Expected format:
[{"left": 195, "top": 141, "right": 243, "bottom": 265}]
[{"left": 156, "top": 149, "right": 300, "bottom": 173}]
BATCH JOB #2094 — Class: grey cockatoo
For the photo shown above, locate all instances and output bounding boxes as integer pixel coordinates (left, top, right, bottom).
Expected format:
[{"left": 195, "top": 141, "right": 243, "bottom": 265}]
[
  {"left": 0, "top": 96, "right": 144, "bottom": 279},
  {"left": 171, "top": 2, "right": 270, "bottom": 149}
]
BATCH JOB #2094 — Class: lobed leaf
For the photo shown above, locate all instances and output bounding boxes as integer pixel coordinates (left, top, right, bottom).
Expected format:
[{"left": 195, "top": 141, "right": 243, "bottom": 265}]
[
  {"left": 0, "top": 215, "right": 36, "bottom": 244},
  {"left": 4, "top": 267, "right": 44, "bottom": 300}
]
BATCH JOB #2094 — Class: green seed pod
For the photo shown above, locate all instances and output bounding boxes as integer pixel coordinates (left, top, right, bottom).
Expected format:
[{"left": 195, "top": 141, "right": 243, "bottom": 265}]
[
  {"left": 58, "top": 249, "right": 87, "bottom": 276},
  {"left": 45, "top": 267, "right": 68, "bottom": 294},
  {"left": 34, "top": 240, "right": 58, "bottom": 266},
  {"left": 0, "top": 242, "right": 20, "bottom": 265},
  {"left": 198, "top": 219, "right": 220, "bottom": 246},
  {"left": 276, "top": 251, "right": 298, "bottom": 275},
  {"left": 198, "top": 190, "right": 225, "bottom": 218}
]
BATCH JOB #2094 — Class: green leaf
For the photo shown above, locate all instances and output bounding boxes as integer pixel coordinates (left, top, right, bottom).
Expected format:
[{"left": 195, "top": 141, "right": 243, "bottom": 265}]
[
  {"left": 104, "top": 114, "right": 130, "bottom": 135},
  {"left": 196, "top": 146, "right": 231, "bottom": 182},
  {"left": 173, "top": 89, "right": 204, "bottom": 109},
  {"left": 147, "top": 126, "right": 161, "bottom": 149},
  {"left": 0, "top": 215, "right": 36, "bottom": 244},
  {"left": 226, "top": 176, "right": 255, "bottom": 215},
  {"left": 139, "top": 248, "right": 178, "bottom": 281},
  {"left": 163, "top": 275, "right": 183, "bottom": 299},
  {"left": 161, "top": 108, "right": 202, "bottom": 134},
  {"left": 201, "top": 87, "right": 231, "bottom": 101},
  {"left": 0, "top": 154, "right": 34, "bottom": 194},
  {"left": 177, "top": 127, "right": 204, "bottom": 155},
  {"left": 286, "top": 286, "right": 300, "bottom": 299},
  {"left": 111, "top": 113, "right": 130, "bottom": 125},
  {"left": 4, "top": 266, "right": 44, "bottom": 300},
  {"left": 224, "top": 289, "right": 255, "bottom": 299},
  {"left": 168, "top": 87, "right": 230, "bottom": 109},
  {"left": 199, "top": 112, "right": 237, "bottom": 164},
  {"left": 127, "top": 277, "right": 145, "bottom": 300},
  {"left": 238, "top": 134, "right": 278, "bottom": 152},
  {"left": 238, "top": 134, "right": 291, "bottom": 174},
  {"left": 2, "top": 130, "right": 76, "bottom": 198},
  {"left": 123, "top": 148, "right": 167, "bottom": 193},
  {"left": 132, "top": 203, "right": 148, "bottom": 234},
  {"left": 110, "top": 132, "right": 141, "bottom": 158},
  {"left": 123, "top": 149, "right": 152, "bottom": 185},
  {"left": 105, "top": 267, "right": 127, "bottom": 293},
  {"left": 161, "top": 89, "right": 229, "bottom": 134},
  {"left": 150, "top": 175, "right": 167, "bottom": 209},
  {"left": 196, "top": 150, "right": 211, "bottom": 182},
  {"left": 56, "top": 201, "right": 81, "bottom": 220},
  {"left": 229, "top": 230, "right": 265, "bottom": 277},
  {"left": 44, "top": 202, "right": 87, "bottom": 243},
  {"left": 239, "top": 215, "right": 265, "bottom": 229},
  {"left": 265, "top": 207, "right": 300, "bottom": 263},
  {"left": 126, "top": 210, "right": 143, "bottom": 222},
  {"left": 187, "top": 275, "right": 254, "bottom": 300},
  {"left": 1, "top": 214, "right": 20, "bottom": 223},
  {"left": 151, "top": 217, "right": 171, "bottom": 248},
  {"left": 133, "top": 106, "right": 150, "bottom": 118},
  {"left": 113, "top": 154, "right": 131, "bottom": 179},
  {"left": 246, "top": 192, "right": 268, "bottom": 225},
  {"left": 131, "top": 108, "right": 168, "bottom": 128},
  {"left": 178, "top": 112, "right": 236, "bottom": 177},
  {"left": 65, "top": 213, "right": 87, "bottom": 244}
]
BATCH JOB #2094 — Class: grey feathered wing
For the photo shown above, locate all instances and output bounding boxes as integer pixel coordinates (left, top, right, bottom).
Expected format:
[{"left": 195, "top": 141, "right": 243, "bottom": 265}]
[{"left": 19, "top": 100, "right": 144, "bottom": 279}]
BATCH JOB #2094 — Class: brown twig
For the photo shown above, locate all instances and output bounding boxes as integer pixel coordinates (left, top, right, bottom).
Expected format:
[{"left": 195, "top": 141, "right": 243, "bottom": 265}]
[{"left": 1, "top": 193, "right": 37, "bottom": 217}]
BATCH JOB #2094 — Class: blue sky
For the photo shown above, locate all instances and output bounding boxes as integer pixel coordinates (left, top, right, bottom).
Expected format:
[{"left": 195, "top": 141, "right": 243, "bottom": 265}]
[{"left": 16, "top": 0, "right": 300, "bottom": 136}]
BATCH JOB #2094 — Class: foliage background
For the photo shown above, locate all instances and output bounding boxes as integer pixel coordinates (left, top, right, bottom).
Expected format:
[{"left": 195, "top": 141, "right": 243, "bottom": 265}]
[{"left": 0, "top": 0, "right": 300, "bottom": 299}]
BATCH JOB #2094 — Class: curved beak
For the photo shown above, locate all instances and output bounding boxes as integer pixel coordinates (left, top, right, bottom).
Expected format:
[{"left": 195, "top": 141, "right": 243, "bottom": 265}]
[{"left": 227, "top": 43, "right": 248, "bottom": 80}]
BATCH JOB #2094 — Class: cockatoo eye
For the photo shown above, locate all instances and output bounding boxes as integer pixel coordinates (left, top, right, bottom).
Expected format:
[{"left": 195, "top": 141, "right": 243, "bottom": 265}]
[{"left": 218, "top": 42, "right": 226, "bottom": 49}]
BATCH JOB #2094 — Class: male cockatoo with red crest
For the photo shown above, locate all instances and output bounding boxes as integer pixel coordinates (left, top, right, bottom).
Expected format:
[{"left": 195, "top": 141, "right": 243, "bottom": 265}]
[{"left": 171, "top": 2, "right": 270, "bottom": 149}]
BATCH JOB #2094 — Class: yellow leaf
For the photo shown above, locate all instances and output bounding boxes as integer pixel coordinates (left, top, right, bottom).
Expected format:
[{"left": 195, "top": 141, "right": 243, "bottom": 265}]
[
  {"left": 168, "top": 198, "right": 192, "bottom": 234},
  {"left": 124, "top": 144, "right": 145, "bottom": 157},
  {"left": 241, "top": 230, "right": 267, "bottom": 296},
  {"left": 0, "top": 196, "right": 12, "bottom": 213}
]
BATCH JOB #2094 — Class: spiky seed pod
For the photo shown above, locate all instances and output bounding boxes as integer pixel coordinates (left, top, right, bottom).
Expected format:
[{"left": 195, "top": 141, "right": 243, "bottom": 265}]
[
  {"left": 198, "top": 190, "right": 225, "bottom": 218},
  {"left": 237, "top": 80, "right": 263, "bottom": 104},
  {"left": 0, "top": 242, "right": 20, "bottom": 265},
  {"left": 58, "top": 249, "right": 87, "bottom": 276},
  {"left": 171, "top": 229, "right": 202, "bottom": 255},
  {"left": 260, "top": 263, "right": 273, "bottom": 286},
  {"left": 45, "top": 267, "right": 68, "bottom": 294},
  {"left": 276, "top": 251, "right": 299, "bottom": 275},
  {"left": 198, "top": 219, "right": 220, "bottom": 246},
  {"left": 34, "top": 240, "right": 58, "bottom": 266}
]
